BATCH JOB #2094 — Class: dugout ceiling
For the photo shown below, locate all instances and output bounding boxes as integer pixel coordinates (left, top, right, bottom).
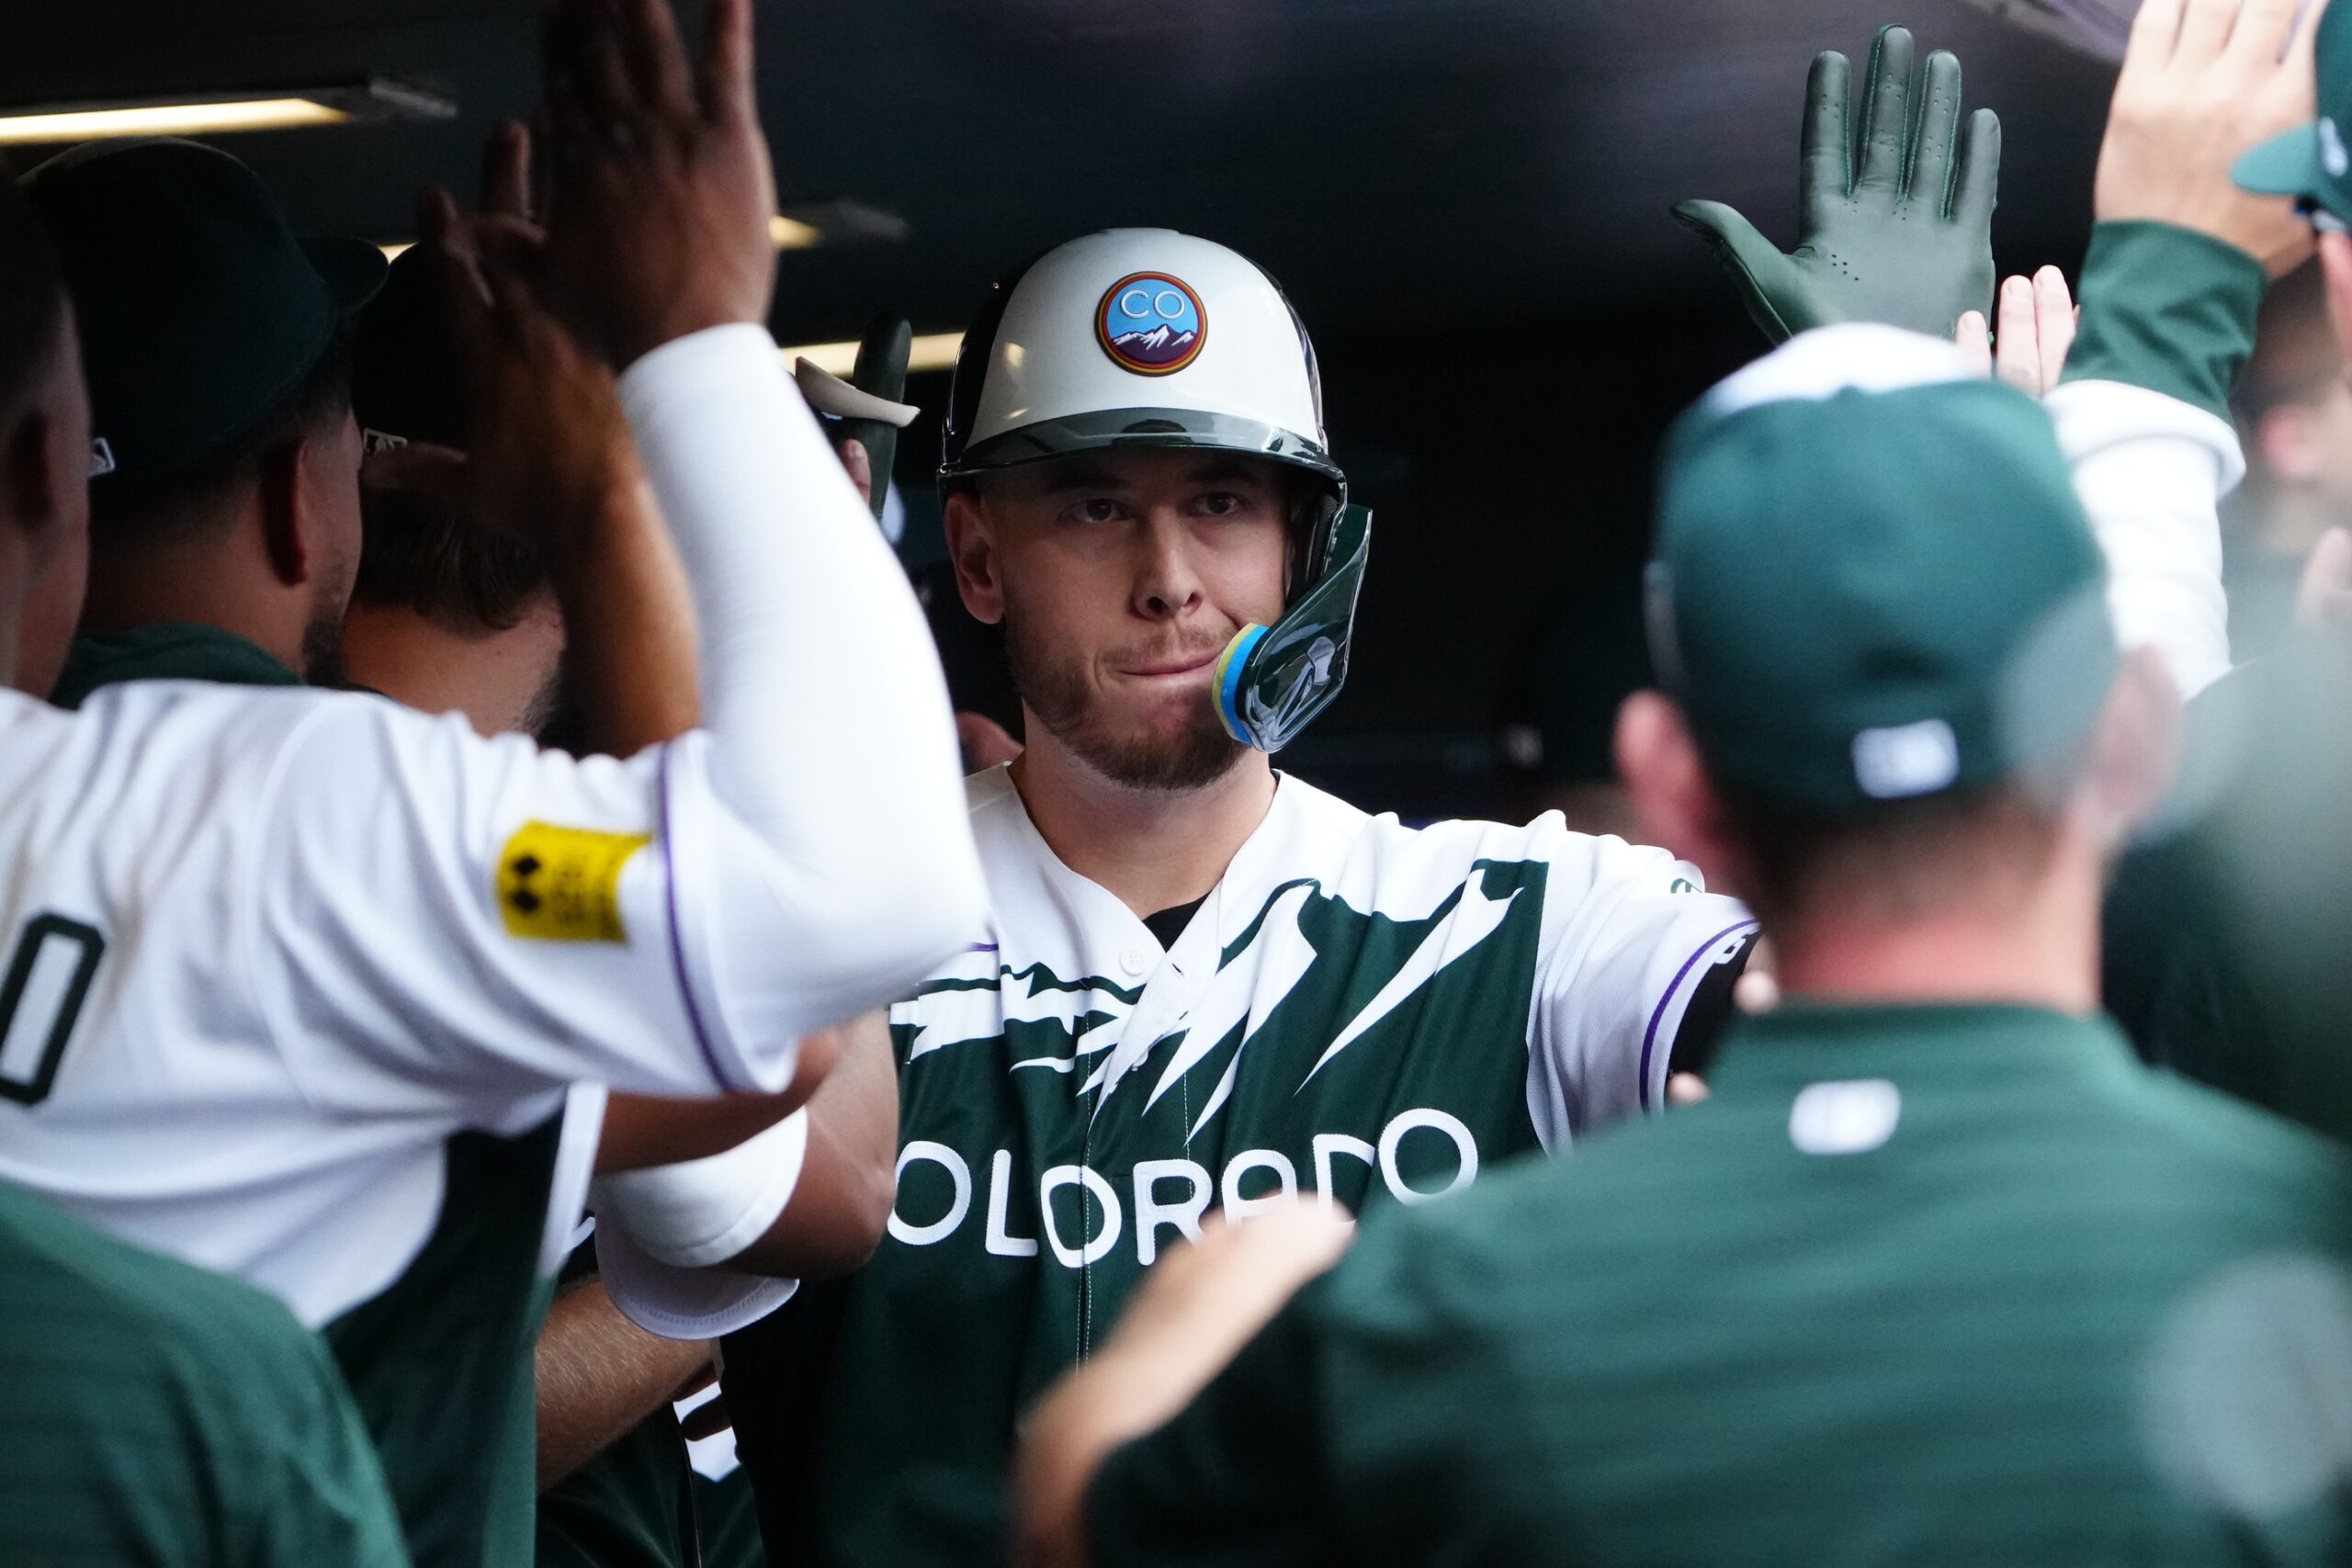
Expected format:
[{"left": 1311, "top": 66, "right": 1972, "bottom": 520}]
[
  {"left": 2, "top": 0, "right": 2117, "bottom": 345},
  {"left": 0, "top": 0, "right": 2128, "bottom": 811}
]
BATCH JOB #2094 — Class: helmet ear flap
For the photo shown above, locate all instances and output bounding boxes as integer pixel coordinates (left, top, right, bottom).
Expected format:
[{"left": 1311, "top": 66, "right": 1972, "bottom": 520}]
[
  {"left": 940, "top": 252, "right": 1042, "bottom": 479},
  {"left": 1286, "top": 474, "right": 1342, "bottom": 604}
]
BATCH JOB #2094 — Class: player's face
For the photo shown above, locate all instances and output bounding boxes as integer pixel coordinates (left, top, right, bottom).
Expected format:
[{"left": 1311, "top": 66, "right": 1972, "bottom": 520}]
[{"left": 964, "top": 450, "right": 1291, "bottom": 790}]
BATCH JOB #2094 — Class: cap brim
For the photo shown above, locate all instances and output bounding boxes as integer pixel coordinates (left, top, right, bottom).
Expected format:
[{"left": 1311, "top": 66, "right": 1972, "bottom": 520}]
[
  {"left": 2235, "top": 123, "right": 2326, "bottom": 199},
  {"left": 304, "top": 236, "right": 390, "bottom": 314}
]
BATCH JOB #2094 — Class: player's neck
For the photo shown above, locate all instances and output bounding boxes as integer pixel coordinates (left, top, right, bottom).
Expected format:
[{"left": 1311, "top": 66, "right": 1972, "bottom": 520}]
[
  {"left": 1765, "top": 855, "right": 2102, "bottom": 1016},
  {"left": 339, "top": 601, "right": 562, "bottom": 739},
  {"left": 1009, "top": 728, "right": 1277, "bottom": 920},
  {"left": 78, "top": 545, "right": 308, "bottom": 676}
]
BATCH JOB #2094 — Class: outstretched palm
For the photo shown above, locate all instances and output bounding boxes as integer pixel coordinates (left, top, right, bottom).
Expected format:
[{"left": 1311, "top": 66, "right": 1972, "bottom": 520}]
[{"left": 1676, "top": 26, "right": 2000, "bottom": 343}]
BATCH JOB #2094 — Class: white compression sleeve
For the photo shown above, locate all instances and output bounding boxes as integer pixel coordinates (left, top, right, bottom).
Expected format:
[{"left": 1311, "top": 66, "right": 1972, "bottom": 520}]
[
  {"left": 592, "top": 1110, "right": 809, "bottom": 1269},
  {"left": 616, "top": 326, "right": 986, "bottom": 1032},
  {"left": 2045, "top": 378, "right": 2245, "bottom": 702}
]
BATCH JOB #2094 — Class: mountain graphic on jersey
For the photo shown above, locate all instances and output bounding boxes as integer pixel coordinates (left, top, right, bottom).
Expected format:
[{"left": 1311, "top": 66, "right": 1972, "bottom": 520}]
[
  {"left": 901, "top": 864, "right": 1534, "bottom": 1148},
  {"left": 718, "top": 767, "right": 1751, "bottom": 1568},
  {"left": 888, "top": 857, "right": 1550, "bottom": 1278},
  {"left": 744, "top": 858, "right": 1553, "bottom": 1568}
]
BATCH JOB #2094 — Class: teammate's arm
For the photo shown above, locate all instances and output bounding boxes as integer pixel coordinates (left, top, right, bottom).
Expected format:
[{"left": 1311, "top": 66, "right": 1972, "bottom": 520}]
[
  {"left": 2049, "top": 0, "right": 2323, "bottom": 701},
  {"left": 590, "top": 1010, "right": 897, "bottom": 1328},
  {"left": 1015, "top": 1206, "right": 1351, "bottom": 1568},
  {"left": 243, "top": 0, "right": 982, "bottom": 1111},
  {"left": 1523, "top": 826, "right": 1757, "bottom": 1145},
  {"left": 535, "top": 1275, "right": 712, "bottom": 1490},
  {"left": 713, "top": 1005, "right": 897, "bottom": 1277}
]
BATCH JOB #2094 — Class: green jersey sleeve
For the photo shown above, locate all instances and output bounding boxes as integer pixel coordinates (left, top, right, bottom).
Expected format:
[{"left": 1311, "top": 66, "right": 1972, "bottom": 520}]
[{"left": 231, "top": 1323, "right": 413, "bottom": 1568}]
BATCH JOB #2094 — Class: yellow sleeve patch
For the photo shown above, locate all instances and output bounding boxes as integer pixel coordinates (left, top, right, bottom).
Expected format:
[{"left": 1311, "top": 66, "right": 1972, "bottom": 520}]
[{"left": 495, "top": 821, "right": 652, "bottom": 943}]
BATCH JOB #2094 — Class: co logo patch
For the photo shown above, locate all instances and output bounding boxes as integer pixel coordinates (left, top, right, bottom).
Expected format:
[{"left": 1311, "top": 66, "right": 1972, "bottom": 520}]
[{"left": 1097, "top": 272, "right": 1206, "bottom": 376}]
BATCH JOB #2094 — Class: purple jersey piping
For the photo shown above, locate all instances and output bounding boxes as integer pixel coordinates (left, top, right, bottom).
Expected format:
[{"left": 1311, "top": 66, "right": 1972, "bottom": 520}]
[
  {"left": 1638, "top": 919, "right": 1759, "bottom": 1111},
  {"left": 658, "top": 743, "right": 741, "bottom": 1091}
]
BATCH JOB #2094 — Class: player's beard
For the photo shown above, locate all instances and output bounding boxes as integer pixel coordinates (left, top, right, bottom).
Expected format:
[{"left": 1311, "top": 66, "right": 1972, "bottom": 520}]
[
  {"left": 301, "top": 531, "right": 361, "bottom": 687},
  {"left": 1002, "top": 608, "right": 1245, "bottom": 793},
  {"left": 300, "top": 595, "right": 349, "bottom": 688}
]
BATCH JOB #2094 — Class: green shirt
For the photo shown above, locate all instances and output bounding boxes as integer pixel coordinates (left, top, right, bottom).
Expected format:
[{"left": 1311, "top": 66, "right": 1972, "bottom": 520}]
[
  {"left": 0, "top": 1178, "right": 408, "bottom": 1567},
  {"left": 1091, "top": 1004, "right": 2352, "bottom": 1566},
  {"left": 48, "top": 621, "right": 301, "bottom": 709},
  {"left": 2103, "top": 642, "right": 2352, "bottom": 1156},
  {"left": 60, "top": 618, "right": 567, "bottom": 1568}
]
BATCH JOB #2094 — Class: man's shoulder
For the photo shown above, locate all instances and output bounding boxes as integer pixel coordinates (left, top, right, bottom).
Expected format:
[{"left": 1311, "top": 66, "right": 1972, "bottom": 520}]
[
  {"left": 1276, "top": 783, "right": 1558, "bottom": 870},
  {"left": 6, "top": 680, "right": 506, "bottom": 828},
  {"left": 2110, "top": 1060, "right": 2352, "bottom": 1201},
  {"left": 1302, "top": 1119, "right": 1676, "bottom": 1341},
  {"left": 1292, "top": 794, "right": 1709, "bottom": 921},
  {"left": 1317, "top": 795, "right": 1680, "bottom": 874},
  {"left": 0, "top": 1179, "right": 334, "bottom": 1407}
]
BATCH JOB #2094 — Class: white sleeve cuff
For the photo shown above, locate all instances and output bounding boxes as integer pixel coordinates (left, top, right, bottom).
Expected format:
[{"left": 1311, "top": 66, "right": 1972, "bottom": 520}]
[
  {"left": 2046, "top": 378, "right": 2242, "bottom": 701},
  {"left": 594, "top": 1219, "right": 798, "bottom": 1340},
  {"left": 591, "top": 1109, "right": 808, "bottom": 1268}
]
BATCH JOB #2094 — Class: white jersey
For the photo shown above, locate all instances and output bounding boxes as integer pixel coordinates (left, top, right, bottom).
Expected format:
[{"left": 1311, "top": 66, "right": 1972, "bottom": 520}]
[
  {"left": 2047, "top": 375, "right": 2245, "bottom": 700},
  {"left": 896, "top": 766, "right": 1757, "bottom": 1171},
  {"left": 1, "top": 686, "right": 758, "bottom": 1322},
  {"left": 0, "top": 324, "right": 984, "bottom": 1328},
  {"left": 708, "top": 767, "right": 1757, "bottom": 1567}
]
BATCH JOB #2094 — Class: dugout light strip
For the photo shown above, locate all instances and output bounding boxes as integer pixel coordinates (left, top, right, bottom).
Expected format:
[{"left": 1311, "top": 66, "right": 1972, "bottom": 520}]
[
  {"left": 0, "top": 98, "right": 345, "bottom": 143},
  {"left": 0, "top": 81, "right": 454, "bottom": 145},
  {"left": 783, "top": 332, "right": 964, "bottom": 376},
  {"left": 379, "top": 214, "right": 822, "bottom": 263}
]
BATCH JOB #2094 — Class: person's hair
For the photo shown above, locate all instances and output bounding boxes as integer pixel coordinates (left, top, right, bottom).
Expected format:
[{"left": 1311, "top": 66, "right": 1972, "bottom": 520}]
[
  {"left": 2235, "top": 264, "right": 2342, "bottom": 431},
  {"left": 0, "top": 181, "right": 66, "bottom": 428},
  {"left": 1715, "top": 780, "right": 2066, "bottom": 931},
  {"left": 89, "top": 329, "right": 354, "bottom": 536},
  {"left": 352, "top": 487, "right": 549, "bottom": 632}
]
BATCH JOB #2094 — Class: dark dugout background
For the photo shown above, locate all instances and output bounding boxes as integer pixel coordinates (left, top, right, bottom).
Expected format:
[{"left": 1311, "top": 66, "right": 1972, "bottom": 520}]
[{"left": 4, "top": 0, "right": 2127, "bottom": 818}]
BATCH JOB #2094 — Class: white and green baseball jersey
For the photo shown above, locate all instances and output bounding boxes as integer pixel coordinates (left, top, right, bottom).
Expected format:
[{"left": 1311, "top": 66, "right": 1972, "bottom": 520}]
[
  {"left": 724, "top": 765, "right": 1755, "bottom": 1567},
  {"left": 0, "top": 324, "right": 985, "bottom": 1568}
]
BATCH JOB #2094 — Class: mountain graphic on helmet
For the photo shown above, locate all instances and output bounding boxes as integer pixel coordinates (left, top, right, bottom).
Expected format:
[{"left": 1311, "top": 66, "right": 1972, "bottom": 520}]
[{"left": 1096, "top": 272, "right": 1206, "bottom": 374}]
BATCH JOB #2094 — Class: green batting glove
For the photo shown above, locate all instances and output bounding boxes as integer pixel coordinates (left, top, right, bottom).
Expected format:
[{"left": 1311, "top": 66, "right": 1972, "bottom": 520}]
[{"left": 1674, "top": 26, "right": 2000, "bottom": 344}]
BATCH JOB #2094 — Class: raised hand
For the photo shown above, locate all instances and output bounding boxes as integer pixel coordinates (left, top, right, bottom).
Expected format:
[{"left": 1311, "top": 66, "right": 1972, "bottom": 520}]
[
  {"left": 538, "top": 0, "right": 777, "bottom": 368},
  {"left": 2095, "top": 0, "right": 2327, "bottom": 279},
  {"left": 1675, "top": 26, "right": 1999, "bottom": 343},
  {"left": 1956, "top": 265, "right": 2078, "bottom": 396},
  {"left": 396, "top": 175, "right": 641, "bottom": 547}
]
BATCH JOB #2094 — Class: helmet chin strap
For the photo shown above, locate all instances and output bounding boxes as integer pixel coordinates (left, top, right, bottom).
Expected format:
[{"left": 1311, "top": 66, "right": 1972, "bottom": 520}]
[{"left": 1213, "top": 505, "right": 1372, "bottom": 752}]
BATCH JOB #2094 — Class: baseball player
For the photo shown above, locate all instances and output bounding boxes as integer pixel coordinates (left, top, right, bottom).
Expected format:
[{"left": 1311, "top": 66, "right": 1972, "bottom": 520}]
[
  {"left": 0, "top": 5, "right": 980, "bottom": 1568},
  {"left": 345, "top": 226, "right": 912, "bottom": 1568},
  {"left": 0, "top": 167, "right": 409, "bottom": 1568},
  {"left": 1019, "top": 323, "right": 2352, "bottom": 1568},
  {"left": 716, "top": 226, "right": 1756, "bottom": 1566},
  {"left": 1674, "top": 7, "right": 2329, "bottom": 1125}
]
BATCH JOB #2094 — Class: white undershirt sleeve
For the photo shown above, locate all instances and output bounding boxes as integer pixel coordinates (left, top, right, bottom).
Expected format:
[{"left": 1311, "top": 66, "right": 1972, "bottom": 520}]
[
  {"left": 619, "top": 325, "right": 988, "bottom": 1058},
  {"left": 591, "top": 1112, "right": 810, "bottom": 1340},
  {"left": 1521, "top": 822, "right": 1756, "bottom": 1150},
  {"left": 243, "top": 324, "right": 982, "bottom": 1124},
  {"left": 2045, "top": 379, "right": 2245, "bottom": 702}
]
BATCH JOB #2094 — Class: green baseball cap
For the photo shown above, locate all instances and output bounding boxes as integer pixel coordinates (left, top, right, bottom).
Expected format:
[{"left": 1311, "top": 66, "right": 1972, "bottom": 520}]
[
  {"left": 1648, "top": 324, "right": 2120, "bottom": 818},
  {"left": 20, "top": 138, "right": 384, "bottom": 495},
  {"left": 353, "top": 243, "right": 463, "bottom": 453},
  {"left": 2234, "top": 0, "right": 2352, "bottom": 222}
]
